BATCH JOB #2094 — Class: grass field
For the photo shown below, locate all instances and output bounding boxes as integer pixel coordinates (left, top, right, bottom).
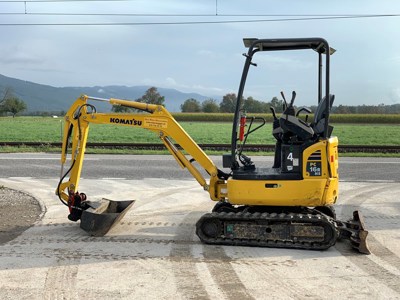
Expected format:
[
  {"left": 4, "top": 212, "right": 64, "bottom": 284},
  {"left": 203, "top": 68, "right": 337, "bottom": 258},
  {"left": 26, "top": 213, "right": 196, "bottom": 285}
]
[
  {"left": 174, "top": 113, "right": 400, "bottom": 124},
  {"left": 0, "top": 117, "right": 399, "bottom": 146}
]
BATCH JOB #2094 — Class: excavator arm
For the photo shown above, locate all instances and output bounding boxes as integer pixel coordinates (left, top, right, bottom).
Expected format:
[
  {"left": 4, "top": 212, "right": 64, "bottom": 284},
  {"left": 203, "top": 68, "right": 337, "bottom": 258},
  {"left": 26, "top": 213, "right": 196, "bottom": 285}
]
[{"left": 56, "top": 95, "right": 227, "bottom": 217}]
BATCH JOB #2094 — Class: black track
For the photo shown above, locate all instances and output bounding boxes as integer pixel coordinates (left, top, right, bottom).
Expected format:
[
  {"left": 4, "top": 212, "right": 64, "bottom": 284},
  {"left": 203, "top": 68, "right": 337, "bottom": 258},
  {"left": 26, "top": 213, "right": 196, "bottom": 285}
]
[{"left": 196, "top": 210, "right": 339, "bottom": 251}]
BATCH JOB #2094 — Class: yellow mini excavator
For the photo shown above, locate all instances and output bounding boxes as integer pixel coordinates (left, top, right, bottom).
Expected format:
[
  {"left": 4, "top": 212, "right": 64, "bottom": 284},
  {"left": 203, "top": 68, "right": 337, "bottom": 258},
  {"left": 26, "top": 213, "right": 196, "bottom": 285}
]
[{"left": 56, "top": 38, "right": 369, "bottom": 254}]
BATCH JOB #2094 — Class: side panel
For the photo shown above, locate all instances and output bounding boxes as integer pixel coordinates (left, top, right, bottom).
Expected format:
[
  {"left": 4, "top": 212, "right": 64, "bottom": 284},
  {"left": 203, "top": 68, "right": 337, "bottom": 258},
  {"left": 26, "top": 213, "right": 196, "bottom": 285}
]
[
  {"left": 226, "top": 139, "right": 339, "bottom": 207},
  {"left": 325, "top": 136, "right": 339, "bottom": 204},
  {"left": 302, "top": 141, "right": 328, "bottom": 179},
  {"left": 327, "top": 136, "right": 339, "bottom": 179},
  {"left": 227, "top": 178, "right": 327, "bottom": 206},
  {"left": 322, "top": 178, "right": 338, "bottom": 205}
]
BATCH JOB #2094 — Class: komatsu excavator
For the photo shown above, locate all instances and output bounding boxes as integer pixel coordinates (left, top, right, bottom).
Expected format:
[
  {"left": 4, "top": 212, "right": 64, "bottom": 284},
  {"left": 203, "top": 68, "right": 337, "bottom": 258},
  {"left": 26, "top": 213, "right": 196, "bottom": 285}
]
[{"left": 56, "top": 38, "right": 369, "bottom": 254}]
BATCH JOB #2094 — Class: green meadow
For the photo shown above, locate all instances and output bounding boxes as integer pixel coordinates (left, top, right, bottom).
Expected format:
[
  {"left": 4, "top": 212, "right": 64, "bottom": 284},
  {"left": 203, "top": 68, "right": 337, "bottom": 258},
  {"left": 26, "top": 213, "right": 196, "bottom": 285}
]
[{"left": 0, "top": 116, "right": 399, "bottom": 146}]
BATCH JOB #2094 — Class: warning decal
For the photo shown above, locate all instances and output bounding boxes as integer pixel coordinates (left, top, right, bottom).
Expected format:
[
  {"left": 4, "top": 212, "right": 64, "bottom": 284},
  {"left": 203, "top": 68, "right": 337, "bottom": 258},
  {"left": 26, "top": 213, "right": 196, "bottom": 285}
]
[{"left": 143, "top": 118, "right": 168, "bottom": 129}]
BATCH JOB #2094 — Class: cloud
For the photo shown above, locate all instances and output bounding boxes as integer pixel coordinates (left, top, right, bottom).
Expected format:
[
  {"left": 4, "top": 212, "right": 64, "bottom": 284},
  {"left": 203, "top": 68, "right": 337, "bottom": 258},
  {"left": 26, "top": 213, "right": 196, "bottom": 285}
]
[
  {"left": 390, "top": 56, "right": 400, "bottom": 64},
  {"left": 1, "top": 1, "right": 400, "bottom": 106},
  {"left": 0, "top": 46, "right": 44, "bottom": 65},
  {"left": 165, "top": 77, "right": 177, "bottom": 85},
  {"left": 191, "top": 84, "right": 225, "bottom": 94},
  {"left": 255, "top": 54, "right": 314, "bottom": 71},
  {"left": 390, "top": 88, "right": 400, "bottom": 104},
  {"left": 196, "top": 50, "right": 217, "bottom": 58},
  {"left": 162, "top": 77, "right": 224, "bottom": 95}
]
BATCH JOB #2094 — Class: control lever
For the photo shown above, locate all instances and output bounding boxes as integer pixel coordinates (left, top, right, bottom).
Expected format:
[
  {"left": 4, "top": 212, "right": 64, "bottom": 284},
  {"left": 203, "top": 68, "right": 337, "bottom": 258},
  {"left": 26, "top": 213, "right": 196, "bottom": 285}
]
[
  {"left": 280, "top": 91, "right": 288, "bottom": 110},
  {"left": 296, "top": 107, "right": 312, "bottom": 117},
  {"left": 281, "top": 90, "right": 296, "bottom": 116},
  {"left": 270, "top": 107, "right": 282, "bottom": 140},
  {"left": 290, "top": 91, "right": 296, "bottom": 107},
  {"left": 270, "top": 107, "right": 278, "bottom": 120}
]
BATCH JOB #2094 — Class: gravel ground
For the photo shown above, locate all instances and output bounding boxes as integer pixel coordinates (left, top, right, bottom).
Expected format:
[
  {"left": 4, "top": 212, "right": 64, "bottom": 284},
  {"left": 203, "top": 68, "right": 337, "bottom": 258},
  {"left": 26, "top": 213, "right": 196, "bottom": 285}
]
[
  {"left": 0, "top": 177, "right": 399, "bottom": 299},
  {"left": 0, "top": 186, "right": 43, "bottom": 245}
]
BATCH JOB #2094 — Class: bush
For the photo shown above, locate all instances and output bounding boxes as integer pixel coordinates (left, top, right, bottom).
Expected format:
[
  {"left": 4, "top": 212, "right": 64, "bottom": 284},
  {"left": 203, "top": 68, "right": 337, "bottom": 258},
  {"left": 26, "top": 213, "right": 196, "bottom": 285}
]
[{"left": 171, "top": 113, "right": 400, "bottom": 124}]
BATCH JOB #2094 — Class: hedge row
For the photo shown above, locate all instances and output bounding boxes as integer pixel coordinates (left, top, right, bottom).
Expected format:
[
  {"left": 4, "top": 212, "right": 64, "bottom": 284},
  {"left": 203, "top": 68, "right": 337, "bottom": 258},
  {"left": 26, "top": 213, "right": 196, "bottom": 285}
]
[{"left": 172, "top": 113, "right": 400, "bottom": 124}]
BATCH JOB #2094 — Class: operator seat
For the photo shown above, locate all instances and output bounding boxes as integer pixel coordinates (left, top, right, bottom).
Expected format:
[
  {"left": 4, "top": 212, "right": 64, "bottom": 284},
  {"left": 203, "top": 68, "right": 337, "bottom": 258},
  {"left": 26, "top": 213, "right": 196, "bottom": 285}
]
[
  {"left": 312, "top": 94, "right": 335, "bottom": 136},
  {"left": 279, "top": 103, "right": 314, "bottom": 141},
  {"left": 279, "top": 94, "right": 335, "bottom": 141}
]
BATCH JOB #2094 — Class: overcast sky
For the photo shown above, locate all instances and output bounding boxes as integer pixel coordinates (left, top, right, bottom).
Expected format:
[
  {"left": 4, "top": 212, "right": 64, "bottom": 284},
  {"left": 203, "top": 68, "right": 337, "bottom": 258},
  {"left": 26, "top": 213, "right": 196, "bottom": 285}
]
[{"left": 1, "top": 0, "right": 400, "bottom": 106}]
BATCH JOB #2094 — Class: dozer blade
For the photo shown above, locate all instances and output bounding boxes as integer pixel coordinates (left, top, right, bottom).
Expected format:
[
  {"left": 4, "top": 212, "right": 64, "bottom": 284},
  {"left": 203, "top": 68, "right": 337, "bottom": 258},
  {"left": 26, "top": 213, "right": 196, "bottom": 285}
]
[
  {"left": 350, "top": 211, "right": 370, "bottom": 254},
  {"left": 337, "top": 210, "right": 370, "bottom": 254},
  {"left": 80, "top": 199, "right": 135, "bottom": 237}
]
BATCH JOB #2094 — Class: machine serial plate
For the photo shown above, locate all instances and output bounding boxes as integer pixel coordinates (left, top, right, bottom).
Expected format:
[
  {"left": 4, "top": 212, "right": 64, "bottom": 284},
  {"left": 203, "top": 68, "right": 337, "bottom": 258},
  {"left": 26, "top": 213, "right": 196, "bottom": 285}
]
[{"left": 144, "top": 118, "right": 168, "bottom": 129}]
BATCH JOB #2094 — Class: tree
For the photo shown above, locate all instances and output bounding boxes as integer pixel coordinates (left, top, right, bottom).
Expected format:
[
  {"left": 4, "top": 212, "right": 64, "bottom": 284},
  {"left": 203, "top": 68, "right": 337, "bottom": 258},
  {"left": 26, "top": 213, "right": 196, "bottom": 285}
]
[
  {"left": 243, "top": 96, "right": 269, "bottom": 113},
  {"left": 202, "top": 98, "right": 219, "bottom": 113},
  {"left": 1, "top": 87, "right": 13, "bottom": 106},
  {"left": 112, "top": 105, "right": 132, "bottom": 113},
  {"left": 334, "top": 105, "right": 350, "bottom": 114},
  {"left": 1, "top": 97, "right": 27, "bottom": 117},
  {"left": 269, "top": 96, "right": 285, "bottom": 113},
  {"left": 137, "top": 87, "right": 165, "bottom": 105},
  {"left": 181, "top": 98, "right": 201, "bottom": 112},
  {"left": 219, "top": 93, "right": 237, "bottom": 113}
]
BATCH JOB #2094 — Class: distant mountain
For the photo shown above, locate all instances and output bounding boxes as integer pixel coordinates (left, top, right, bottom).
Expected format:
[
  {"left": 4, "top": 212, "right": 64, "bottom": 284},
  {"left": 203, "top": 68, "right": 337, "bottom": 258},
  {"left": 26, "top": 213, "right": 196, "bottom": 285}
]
[{"left": 0, "top": 74, "right": 211, "bottom": 113}]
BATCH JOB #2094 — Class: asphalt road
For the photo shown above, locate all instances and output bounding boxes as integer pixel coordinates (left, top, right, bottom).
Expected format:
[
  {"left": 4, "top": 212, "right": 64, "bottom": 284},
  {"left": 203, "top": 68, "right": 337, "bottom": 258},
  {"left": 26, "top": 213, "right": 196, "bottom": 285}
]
[
  {"left": 0, "top": 153, "right": 399, "bottom": 182},
  {"left": 0, "top": 153, "right": 399, "bottom": 299}
]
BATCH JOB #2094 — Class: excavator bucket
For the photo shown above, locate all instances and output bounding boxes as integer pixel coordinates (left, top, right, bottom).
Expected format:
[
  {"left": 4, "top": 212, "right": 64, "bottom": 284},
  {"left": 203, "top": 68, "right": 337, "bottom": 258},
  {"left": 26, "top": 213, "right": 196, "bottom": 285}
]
[
  {"left": 337, "top": 210, "right": 370, "bottom": 254},
  {"left": 80, "top": 199, "right": 135, "bottom": 236}
]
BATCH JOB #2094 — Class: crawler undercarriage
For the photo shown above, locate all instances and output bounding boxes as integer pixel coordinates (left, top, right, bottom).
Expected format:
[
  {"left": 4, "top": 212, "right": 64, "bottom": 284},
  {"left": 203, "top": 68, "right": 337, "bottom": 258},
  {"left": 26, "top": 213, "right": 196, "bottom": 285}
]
[{"left": 197, "top": 204, "right": 369, "bottom": 253}]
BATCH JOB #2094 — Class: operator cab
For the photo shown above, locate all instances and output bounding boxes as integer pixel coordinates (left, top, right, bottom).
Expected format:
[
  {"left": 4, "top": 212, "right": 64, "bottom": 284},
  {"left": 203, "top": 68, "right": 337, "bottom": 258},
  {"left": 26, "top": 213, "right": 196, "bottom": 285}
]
[
  {"left": 229, "top": 92, "right": 334, "bottom": 181},
  {"left": 225, "top": 38, "right": 335, "bottom": 181}
]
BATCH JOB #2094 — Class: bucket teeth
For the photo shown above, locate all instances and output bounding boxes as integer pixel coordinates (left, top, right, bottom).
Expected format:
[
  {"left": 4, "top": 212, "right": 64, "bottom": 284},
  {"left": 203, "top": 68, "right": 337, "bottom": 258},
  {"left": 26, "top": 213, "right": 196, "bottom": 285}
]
[{"left": 79, "top": 199, "right": 135, "bottom": 236}]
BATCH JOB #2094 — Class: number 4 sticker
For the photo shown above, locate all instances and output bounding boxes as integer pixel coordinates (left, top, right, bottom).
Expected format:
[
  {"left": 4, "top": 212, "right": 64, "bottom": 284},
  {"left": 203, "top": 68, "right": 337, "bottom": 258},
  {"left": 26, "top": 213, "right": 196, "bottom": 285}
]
[{"left": 287, "top": 152, "right": 293, "bottom": 161}]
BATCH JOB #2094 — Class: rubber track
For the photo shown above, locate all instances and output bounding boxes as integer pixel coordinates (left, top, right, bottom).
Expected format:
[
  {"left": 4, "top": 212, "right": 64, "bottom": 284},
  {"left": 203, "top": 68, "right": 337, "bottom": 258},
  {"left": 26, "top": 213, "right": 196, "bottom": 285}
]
[{"left": 196, "top": 211, "right": 339, "bottom": 251}]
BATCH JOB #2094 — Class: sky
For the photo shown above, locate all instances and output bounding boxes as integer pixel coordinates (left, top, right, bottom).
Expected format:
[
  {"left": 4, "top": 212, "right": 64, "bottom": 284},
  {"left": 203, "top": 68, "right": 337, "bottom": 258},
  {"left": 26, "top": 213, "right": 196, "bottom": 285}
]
[{"left": 1, "top": 0, "right": 400, "bottom": 106}]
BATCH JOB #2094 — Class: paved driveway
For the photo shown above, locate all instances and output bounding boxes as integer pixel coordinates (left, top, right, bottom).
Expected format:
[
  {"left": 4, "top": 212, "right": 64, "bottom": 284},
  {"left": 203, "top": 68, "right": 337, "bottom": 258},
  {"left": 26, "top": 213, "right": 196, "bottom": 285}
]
[{"left": 0, "top": 175, "right": 399, "bottom": 299}]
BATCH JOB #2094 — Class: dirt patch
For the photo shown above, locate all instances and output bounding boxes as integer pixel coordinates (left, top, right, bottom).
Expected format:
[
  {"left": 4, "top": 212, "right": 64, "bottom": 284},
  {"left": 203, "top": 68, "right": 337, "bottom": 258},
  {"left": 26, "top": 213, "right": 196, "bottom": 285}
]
[{"left": 0, "top": 186, "right": 43, "bottom": 245}]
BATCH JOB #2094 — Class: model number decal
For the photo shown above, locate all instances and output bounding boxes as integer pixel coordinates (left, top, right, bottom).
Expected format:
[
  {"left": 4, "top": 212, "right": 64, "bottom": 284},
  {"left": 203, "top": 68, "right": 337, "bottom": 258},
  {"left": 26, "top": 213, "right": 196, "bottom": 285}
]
[{"left": 307, "top": 162, "right": 322, "bottom": 176}]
